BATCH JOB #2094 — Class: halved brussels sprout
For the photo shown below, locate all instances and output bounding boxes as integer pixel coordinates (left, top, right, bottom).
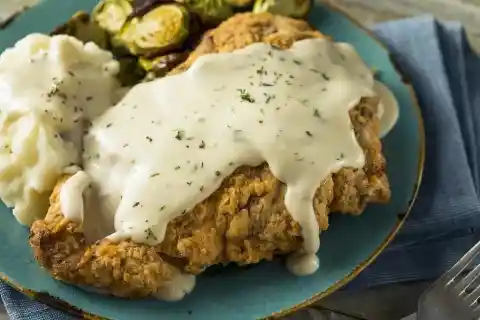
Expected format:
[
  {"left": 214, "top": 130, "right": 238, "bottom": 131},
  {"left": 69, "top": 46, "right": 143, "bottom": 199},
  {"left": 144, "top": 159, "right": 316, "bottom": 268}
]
[
  {"left": 93, "top": 0, "right": 133, "bottom": 35},
  {"left": 181, "top": 0, "right": 234, "bottom": 25},
  {"left": 118, "top": 4, "right": 190, "bottom": 56},
  {"left": 224, "top": 0, "right": 254, "bottom": 8},
  {"left": 253, "top": 0, "right": 312, "bottom": 18},
  {"left": 51, "top": 12, "right": 109, "bottom": 49},
  {"left": 138, "top": 51, "right": 188, "bottom": 76}
]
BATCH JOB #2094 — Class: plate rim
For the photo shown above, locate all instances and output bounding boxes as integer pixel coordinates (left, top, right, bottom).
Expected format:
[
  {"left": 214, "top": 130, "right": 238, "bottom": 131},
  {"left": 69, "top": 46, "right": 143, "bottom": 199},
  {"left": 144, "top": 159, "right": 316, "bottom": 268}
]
[{"left": 0, "top": 1, "right": 426, "bottom": 319}]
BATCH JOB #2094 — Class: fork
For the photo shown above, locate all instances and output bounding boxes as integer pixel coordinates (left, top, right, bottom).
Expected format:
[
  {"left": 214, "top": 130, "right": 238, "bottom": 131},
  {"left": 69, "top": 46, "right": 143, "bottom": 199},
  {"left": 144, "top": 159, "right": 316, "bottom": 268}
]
[{"left": 402, "top": 240, "right": 480, "bottom": 320}]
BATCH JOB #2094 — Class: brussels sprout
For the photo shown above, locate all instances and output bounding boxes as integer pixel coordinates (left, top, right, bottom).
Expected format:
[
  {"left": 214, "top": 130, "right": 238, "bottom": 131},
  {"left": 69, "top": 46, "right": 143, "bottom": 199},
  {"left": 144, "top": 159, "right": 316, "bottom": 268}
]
[
  {"left": 118, "top": 4, "right": 190, "bottom": 56},
  {"left": 117, "top": 56, "right": 147, "bottom": 85},
  {"left": 253, "top": 0, "right": 312, "bottom": 18},
  {"left": 138, "top": 51, "right": 188, "bottom": 75},
  {"left": 224, "top": 0, "right": 254, "bottom": 7},
  {"left": 181, "top": 0, "right": 234, "bottom": 25},
  {"left": 51, "top": 12, "right": 109, "bottom": 49},
  {"left": 93, "top": 0, "right": 133, "bottom": 35}
]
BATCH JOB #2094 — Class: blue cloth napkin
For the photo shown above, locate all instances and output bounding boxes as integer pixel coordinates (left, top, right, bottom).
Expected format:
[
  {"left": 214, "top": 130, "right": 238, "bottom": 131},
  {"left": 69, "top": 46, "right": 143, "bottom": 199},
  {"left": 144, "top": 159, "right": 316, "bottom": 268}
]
[
  {"left": 1, "top": 15, "right": 480, "bottom": 319},
  {"left": 347, "top": 16, "right": 480, "bottom": 289}
]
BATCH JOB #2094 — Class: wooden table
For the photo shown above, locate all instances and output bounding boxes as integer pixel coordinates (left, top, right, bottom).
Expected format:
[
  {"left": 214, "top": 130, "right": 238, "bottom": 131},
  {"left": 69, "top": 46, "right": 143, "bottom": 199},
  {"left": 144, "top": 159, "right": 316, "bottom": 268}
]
[
  {"left": 1, "top": 1, "right": 479, "bottom": 319},
  {"left": 335, "top": 0, "right": 480, "bottom": 52}
]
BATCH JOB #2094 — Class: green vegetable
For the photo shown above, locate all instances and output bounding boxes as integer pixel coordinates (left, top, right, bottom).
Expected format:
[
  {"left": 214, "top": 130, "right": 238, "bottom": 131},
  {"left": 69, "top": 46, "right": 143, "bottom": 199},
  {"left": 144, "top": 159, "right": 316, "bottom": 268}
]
[
  {"left": 181, "top": 0, "right": 234, "bottom": 25},
  {"left": 92, "top": 0, "right": 133, "bottom": 35},
  {"left": 51, "top": 12, "right": 109, "bottom": 49},
  {"left": 138, "top": 51, "right": 188, "bottom": 76},
  {"left": 118, "top": 4, "right": 190, "bottom": 56},
  {"left": 224, "top": 0, "right": 254, "bottom": 8},
  {"left": 253, "top": 0, "right": 312, "bottom": 18},
  {"left": 117, "top": 56, "right": 147, "bottom": 85}
]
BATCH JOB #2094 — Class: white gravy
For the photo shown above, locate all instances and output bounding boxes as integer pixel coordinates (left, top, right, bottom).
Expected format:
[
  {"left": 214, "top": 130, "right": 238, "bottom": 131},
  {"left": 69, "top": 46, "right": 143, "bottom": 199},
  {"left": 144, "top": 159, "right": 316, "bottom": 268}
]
[
  {"left": 155, "top": 273, "right": 196, "bottom": 302},
  {"left": 60, "top": 170, "right": 90, "bottom": 223},
  {"left": 286, "top": 253, "right": 320, "bottom": 276},
  {"left": 374, "top": 81, "right": 400, "bottom": 137},
  {"left": 75, "top": 38, "right": 396, "bottom": 277}
]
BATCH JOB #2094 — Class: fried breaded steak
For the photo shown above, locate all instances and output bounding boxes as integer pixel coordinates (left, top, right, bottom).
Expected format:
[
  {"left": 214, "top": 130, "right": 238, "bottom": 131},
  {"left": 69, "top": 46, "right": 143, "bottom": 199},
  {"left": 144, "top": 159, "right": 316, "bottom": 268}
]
[{"left": 29, "top": 12, "right": 390, "bottom": 298}]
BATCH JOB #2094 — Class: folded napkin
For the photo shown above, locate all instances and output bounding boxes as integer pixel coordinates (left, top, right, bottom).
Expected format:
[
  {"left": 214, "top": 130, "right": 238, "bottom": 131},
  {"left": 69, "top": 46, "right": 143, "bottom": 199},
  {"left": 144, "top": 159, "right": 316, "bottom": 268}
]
[
  {"left": 1, "top": 15, "right": 480, "bottom": 320},
  {"left": 346, "top": 16, "right": 480, "bottom": 290}
]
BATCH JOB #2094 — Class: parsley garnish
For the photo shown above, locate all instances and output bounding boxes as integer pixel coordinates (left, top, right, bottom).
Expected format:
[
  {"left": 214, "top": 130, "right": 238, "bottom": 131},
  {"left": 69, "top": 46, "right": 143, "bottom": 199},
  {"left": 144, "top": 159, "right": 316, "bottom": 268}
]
[
  {"left": 237, "top": 89, "right": 255, "bottom": 103},
  {"left": 145, "top": 228, "right": 157, "bottom": 241},
  {"left": 175, "top": 130, "right": 185, "bottom": 140}
]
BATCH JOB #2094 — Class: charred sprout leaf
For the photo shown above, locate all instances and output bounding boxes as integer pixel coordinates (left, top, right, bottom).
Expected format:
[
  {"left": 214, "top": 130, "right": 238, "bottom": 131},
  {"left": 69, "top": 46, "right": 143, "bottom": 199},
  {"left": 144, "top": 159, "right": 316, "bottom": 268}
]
[
  {"left": 181, "top": 0, "right": 234, "bottom": 25},
  {"left": 131, "top": 0, "right": 175, "bottom": 18},
  {"left": 138, "top": 51, "right": 189, "bottom": 76},
  {"left": 253, "top": 0, "right": 312, "bottom": 18},
  {"left": 117, "top": 56, "right": 147, "bottom": 85},
  {"left": 118, "top": 4, "right": 190, "bottom": 56},
  {"left": 224, "top": 0, "right": 254, "bottom": 7},
  {"left": 93, "top": 0, "right": 133, "bottom": 35},
  {"left": 51, "top": 12, "right": 109, "bottom": 49}
]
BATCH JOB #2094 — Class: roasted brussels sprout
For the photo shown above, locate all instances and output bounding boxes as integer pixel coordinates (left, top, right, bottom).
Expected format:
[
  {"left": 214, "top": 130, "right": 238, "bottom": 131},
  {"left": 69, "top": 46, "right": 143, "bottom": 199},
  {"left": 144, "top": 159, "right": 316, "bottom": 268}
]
[
  {"left": 118, "top": 4, "right": 190, "bottom": 56},
  {"left": 117, "top": 56, "right": 147, "bottom": 85},
  {"left": 253, "top": 0, "right": 312, "bottom": 18},
  {"left": 181, "top": 0, "right": 234, "bottom": 25},
  {"left": 51, "top": 12, "right": 109, "bottom": 49},
  {"left": 224, "top": 0, "right": 254, "bottom": 8},
  {"left": 139, "top": 51, "right": 188, "bottom": 75},
  {"left": 93, "top": 0, "right": 133, "bottom": 35}
]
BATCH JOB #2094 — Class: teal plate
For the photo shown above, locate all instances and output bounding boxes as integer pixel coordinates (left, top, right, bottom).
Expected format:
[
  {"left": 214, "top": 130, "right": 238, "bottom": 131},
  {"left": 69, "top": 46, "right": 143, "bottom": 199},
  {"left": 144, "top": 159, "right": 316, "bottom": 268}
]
[{"left": 0, "top": 1, "right": 424, "bottom": 319}]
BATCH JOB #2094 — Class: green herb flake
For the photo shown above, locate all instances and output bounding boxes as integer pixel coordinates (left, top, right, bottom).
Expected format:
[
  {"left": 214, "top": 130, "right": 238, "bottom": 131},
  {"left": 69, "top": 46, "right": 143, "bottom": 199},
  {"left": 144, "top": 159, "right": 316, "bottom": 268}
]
[
  {"left": 145, "top": 228, "right": 157, "bottom": 241},
  {"left": 256, "top": 66, "right": 267, "bottom": 76},
  {"left": 175, "top": 130, "right": 185, "bottom": 140},
  {"left": 237, "top": 89, "right": 255, "bottom": 103},
  {"left": 264, "top": 93, "right": 276, "bottom": 104}
]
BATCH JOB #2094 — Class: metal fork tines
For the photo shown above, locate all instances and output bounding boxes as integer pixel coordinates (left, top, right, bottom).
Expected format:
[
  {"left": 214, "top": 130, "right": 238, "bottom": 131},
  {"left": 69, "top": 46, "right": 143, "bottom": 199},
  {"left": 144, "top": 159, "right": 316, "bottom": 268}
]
[{"left": 416, "top": 240, "right": 480, "bottom": 320}]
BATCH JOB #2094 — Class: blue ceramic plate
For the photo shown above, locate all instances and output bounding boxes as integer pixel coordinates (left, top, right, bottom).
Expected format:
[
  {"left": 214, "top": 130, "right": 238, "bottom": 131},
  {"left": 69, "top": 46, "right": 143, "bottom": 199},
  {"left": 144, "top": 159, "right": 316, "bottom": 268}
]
[{"left": 0, "top": 1, "right": 424, "bottom": 319}]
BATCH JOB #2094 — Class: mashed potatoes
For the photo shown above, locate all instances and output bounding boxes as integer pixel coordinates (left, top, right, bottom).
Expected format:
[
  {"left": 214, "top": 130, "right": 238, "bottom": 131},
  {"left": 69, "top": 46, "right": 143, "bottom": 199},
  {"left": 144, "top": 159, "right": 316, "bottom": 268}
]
[{"left": 0, "top": 34, "right": 120, "bottom": 225}]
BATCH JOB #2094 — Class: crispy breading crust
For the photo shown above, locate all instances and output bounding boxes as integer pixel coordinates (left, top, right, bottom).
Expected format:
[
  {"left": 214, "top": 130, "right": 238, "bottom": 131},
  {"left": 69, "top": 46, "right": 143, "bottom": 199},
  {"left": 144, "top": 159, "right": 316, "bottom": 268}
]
[{"left": 29, "top": 12, "right": 390, "bottom": 298}]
